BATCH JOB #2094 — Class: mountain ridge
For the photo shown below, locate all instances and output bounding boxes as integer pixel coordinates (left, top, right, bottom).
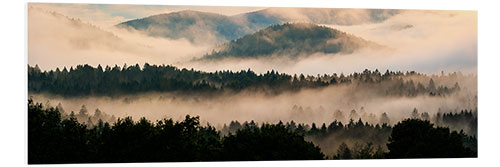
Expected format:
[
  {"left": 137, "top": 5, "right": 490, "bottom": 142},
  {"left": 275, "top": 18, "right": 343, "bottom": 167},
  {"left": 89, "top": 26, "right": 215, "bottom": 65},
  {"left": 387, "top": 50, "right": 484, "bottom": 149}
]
[{"left": 116, "top": 8, "right": 400, "bottom": 44}]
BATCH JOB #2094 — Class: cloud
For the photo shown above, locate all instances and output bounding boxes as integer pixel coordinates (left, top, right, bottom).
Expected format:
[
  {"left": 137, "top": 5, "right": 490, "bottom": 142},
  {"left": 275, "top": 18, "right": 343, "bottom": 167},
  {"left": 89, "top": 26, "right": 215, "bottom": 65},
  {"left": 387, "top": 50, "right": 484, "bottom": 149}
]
[
  {"left": 256, "top": 8, "right": 399, "bottom": 25},
  {"left": 159, "top": 5, "right": 267, "bottom": 16},
  {"left": 325, "top": 10, "right": 477, "bottom": 74}
]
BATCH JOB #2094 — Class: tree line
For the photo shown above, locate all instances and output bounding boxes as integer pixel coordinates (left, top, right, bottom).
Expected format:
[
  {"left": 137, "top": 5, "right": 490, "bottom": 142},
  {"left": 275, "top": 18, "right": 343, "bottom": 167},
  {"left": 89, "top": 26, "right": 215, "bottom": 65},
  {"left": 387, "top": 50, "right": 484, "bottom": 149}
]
[
  {"left": 28, "top": 99, "right": 323, "bottom": 163},
  {"left": 29, "top": 99, "right": 476, "bottom": 163},
  {"left": 220, "top": 111, "right": 477, "bottom": 159},
  {"left": 287, "top": 104, "right": 478, "bottom": 137},
  {"left": 28, "top": 64, "right": 462, "bottom": 97},
  {"left": 41, "top": 101, "right": 118, "bottom": 127},
  {"left": 48, "top": 101, "right": 477, "bottom": 159}
]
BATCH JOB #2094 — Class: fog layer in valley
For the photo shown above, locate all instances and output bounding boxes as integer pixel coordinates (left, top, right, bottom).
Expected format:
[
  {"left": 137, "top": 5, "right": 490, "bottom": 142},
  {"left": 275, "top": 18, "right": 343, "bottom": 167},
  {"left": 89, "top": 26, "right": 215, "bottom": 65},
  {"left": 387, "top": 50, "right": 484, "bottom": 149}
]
[{"left": 29, "top": 74, "right": 476, "bottom": 128}]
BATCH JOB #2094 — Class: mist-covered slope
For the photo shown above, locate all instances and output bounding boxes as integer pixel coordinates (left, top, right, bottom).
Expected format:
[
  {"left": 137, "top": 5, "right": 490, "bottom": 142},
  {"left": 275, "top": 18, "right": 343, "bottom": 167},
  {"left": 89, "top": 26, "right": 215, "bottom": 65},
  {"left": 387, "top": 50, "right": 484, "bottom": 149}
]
[
  {"left": 116, "top": 10, "right": 253, "bottom": 44},
  {"left": 235, "top": 8, "right": 400, "bottom": 27},
  {"left": 202, "top": 23, "right": 382, "bottom": 60},
  {"left": 29, "top": 7, "right": 127, "bottom": 51},
  {"left": 28, "top": 6, "right": 157, "bottom": 70}
]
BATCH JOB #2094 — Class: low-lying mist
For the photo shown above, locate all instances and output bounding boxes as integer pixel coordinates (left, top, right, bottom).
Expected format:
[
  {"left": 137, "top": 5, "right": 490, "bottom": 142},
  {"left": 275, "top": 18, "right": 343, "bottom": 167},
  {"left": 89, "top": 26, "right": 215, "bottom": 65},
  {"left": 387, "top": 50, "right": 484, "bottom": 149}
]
[{"left": 29, "top": 74, "right": 476, "bottom": 129}]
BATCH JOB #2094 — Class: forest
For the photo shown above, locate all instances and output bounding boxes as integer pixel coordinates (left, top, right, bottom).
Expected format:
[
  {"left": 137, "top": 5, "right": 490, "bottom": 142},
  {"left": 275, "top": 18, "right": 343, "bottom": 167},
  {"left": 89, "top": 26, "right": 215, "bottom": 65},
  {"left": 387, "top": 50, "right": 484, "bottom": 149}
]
[
  {"left": 28, "top": 64, "right": 464, "bottom": 97},
  {"left": 28, "top": 98, "right": 477, "bottom": 163},
  {"left": 28, "top": 63, "right": 477, "bottom": 163}
]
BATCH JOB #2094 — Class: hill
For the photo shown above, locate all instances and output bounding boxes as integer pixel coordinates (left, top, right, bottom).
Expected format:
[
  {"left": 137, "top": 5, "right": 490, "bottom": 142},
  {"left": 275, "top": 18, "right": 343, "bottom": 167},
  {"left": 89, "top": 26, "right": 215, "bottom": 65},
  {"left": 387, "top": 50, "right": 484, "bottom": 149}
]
[
  {"left": 202, "top": 23, "right": 382, "bottom": 59},
  {"left": 116, "top": 10, "right": 252, "bottom": 44}
]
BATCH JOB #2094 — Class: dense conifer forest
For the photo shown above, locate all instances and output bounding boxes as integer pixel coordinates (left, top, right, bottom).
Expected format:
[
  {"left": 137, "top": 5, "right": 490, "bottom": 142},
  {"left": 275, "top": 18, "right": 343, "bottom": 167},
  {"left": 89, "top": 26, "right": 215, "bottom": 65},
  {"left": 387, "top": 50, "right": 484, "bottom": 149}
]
[{"left": 28, "top": 64, "right": 464, "bottom": 97}]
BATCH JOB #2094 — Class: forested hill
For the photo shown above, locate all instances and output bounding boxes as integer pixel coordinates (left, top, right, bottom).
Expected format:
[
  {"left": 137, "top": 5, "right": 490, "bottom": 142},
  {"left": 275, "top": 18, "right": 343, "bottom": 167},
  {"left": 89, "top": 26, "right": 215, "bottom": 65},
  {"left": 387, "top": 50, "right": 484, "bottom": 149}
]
[
  {"left": 28, "top": 64, "right": 462, "bottom": 97},
  {"left": 116, "top": 10, "right": 252, "bottom": 44},
  {"left": 202, "top": 23, "right": 382, "bottom": 60}
]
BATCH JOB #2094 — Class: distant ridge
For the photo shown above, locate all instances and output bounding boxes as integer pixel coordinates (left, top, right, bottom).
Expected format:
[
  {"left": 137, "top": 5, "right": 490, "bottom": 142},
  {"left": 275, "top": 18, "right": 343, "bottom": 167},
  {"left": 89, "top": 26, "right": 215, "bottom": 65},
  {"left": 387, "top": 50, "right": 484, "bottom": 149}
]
[{"left": 116, "top": 10, "right": 253, "bottom": 44}]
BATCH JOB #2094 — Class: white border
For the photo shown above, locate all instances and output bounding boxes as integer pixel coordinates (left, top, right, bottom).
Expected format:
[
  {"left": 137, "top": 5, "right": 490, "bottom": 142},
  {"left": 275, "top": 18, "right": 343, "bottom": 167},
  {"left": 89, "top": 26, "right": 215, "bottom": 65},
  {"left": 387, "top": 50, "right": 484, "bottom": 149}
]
[{"left": 2, "top": 0, "right": 499, "bottom": 167}]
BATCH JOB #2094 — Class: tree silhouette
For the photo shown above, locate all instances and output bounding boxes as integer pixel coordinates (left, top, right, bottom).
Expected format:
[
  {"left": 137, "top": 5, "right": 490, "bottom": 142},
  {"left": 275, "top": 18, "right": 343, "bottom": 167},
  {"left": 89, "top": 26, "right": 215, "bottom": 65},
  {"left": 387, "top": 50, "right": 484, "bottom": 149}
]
[
  {"left": 334, "top": 142, "right": 352, "bottom": 159},
  {"left": 387, "top": 119, "right": 476, "bottom": 158},
  {"left": 222, "top": 123, "right": 324, "bottom": 160}
]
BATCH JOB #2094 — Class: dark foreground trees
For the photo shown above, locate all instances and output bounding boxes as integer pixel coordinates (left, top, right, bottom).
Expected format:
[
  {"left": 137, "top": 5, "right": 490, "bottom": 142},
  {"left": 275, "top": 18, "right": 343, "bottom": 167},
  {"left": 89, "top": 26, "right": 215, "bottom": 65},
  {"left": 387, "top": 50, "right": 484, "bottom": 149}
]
[
  {"left": 28, "top": 99, "right": 476, "bottom": 163},
  {"left": 28, "top": 99, "right": 324, "bottom": 164},
  {"left": 222, "top": 124, "right": 324, "bottom": 160},
  {"left": 387, "top": 119, "right": 476, "bottom": 158},
  {"left": 330, "top": 119, "right": 477, "bottom": 159}
]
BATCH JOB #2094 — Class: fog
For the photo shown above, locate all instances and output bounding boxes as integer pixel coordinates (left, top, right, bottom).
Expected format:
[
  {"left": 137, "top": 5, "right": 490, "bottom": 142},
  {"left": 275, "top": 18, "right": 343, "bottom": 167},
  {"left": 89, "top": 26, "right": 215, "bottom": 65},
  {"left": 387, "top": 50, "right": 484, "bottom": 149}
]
[
  {"left": 29, "top": 72, "right": 476, "bottom": 129},
  {"left": 326, "top": 10, "right": 477, "bottom": 75},
  {"left": 249, "top": 8, "right": 400, "bottom": 25},
  {"left": 29, "top": 71, "right": 477, "bottom": 157}
]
